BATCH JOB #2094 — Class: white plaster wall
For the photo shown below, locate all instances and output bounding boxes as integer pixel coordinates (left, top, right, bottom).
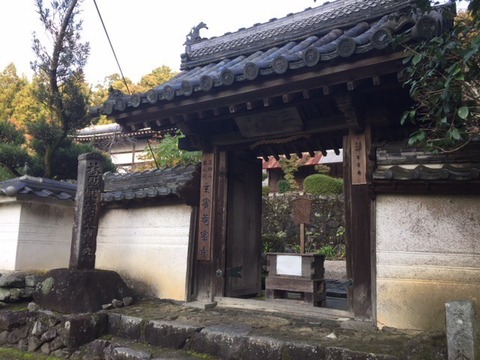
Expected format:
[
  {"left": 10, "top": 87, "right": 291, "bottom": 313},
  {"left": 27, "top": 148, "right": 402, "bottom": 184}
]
[
  {"left": 376, "top": 194, "right": 480, "bottom": 330},
  {"left": 0, "top": 200, "right": 21, "bottom": 270},
  {"left": 16, "top": 202, "right": 74, "bottom": 270},
  {"left": 96, "top": 204, "right": 191, "bottom": 301}
]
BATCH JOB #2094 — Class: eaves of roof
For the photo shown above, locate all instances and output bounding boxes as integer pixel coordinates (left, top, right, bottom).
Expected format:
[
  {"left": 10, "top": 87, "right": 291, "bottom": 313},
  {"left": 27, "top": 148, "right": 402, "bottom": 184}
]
[
  {"left": 0, "top": 176, "right": 76, "bottom": 201},
  {"left": 73, "top": 123, "right": 161, "bottom": 142},
  {"left": 101, "top": 0, "right": 451, "bottom": 118},
  {"left": 101, "top": 165, "right": 199, "bottom": 203}
]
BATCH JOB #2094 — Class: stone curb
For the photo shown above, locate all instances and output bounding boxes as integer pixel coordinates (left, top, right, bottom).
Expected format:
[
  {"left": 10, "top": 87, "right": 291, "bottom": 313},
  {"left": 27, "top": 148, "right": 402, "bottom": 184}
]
[{"left": 104, "top": 313, "right": 398, "bottom": 360}]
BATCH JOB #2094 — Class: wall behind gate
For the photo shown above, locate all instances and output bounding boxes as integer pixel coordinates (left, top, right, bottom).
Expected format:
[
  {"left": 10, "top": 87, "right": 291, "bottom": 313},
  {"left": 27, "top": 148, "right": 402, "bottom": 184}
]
[
  {"left": 17, "top": 202, "right": 73, "bottom": 270},
  {"left": 0, "top": 200, "right": 21, "bottom": 270},
  {"left": 376, "top": 194, "right": 480, "bottom": 330},
  {"left": 96, "top": 204, "right": 191, "bottom": 301},
  {"left": 0, "top": 199, "right": 73, "bottom": 271}
]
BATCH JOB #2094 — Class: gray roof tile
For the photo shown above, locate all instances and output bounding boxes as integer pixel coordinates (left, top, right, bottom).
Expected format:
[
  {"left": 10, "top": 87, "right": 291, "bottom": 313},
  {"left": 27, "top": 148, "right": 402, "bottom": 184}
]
[
  {"left": 0, "top": 176, "right": 76, "bottom": 201},
  {"left": 102, "top": 0, "right": 450, "bottom": 117},
  {"left": 102, "top": 165, "right": 199, "bottom": 203}
]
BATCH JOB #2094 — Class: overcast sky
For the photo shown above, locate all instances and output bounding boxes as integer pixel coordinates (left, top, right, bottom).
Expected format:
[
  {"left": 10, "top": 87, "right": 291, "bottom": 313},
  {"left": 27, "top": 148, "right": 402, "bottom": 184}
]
[
  {"left": 0, "top": 0, "right": 468, "bottom": 86},
  {"left": 0, "top": 0, "right": 322, "bottom": 85}
]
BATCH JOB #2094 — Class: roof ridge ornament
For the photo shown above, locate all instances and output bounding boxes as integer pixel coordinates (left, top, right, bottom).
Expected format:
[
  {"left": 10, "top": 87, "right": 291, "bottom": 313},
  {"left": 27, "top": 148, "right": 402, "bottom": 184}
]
[{"left": 184, "top": 22, "right": 208, "bottom": 54}]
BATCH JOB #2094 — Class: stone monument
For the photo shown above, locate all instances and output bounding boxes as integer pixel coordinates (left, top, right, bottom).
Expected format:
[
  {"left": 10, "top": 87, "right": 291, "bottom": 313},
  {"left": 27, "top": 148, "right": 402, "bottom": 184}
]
[{"left": 33, "top": 153, "right": 132, "bottom": 313}]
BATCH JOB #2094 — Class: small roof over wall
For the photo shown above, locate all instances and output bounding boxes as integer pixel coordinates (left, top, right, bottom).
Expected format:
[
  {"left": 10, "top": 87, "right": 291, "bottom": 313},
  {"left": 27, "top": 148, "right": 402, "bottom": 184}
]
[
  {"left": 102, "top": 165, "right": 200, "bottom": 205},
  {"left": 0, "top": 176, "right": 76, "bottom": 201},
  {"left": 372, "top": 141, "right": 480, "bottom": 194}
]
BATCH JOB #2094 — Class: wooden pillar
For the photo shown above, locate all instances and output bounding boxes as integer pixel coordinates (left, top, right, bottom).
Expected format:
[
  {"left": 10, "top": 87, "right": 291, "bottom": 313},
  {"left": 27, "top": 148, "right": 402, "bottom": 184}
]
[
  {"left": 193, "top": 149, "right": 228, "bottom": 302},
  {"left": 70, "top": 153, "right": 104, "bottom": 270},
  {"left": 343, "top": 127, "right": 372, "bottom": 319}
]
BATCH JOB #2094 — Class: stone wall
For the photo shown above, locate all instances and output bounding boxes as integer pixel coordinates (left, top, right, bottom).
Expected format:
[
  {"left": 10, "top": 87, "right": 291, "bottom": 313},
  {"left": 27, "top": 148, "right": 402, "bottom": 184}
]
[
  {"left": 262, "top": 194, "right": 345, "bottom": 253},
  {"left": 0, "top": 306, "right": 108, "bottom": 358},
  {"left": 376, "top": 194, "right": 480, "bottom": 331}
]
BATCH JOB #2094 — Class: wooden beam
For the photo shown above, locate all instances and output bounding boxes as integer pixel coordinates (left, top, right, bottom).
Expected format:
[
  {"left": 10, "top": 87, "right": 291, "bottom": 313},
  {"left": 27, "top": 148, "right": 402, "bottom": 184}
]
[
  {"left": 263, "top": 97, "right": 282, "bottom": 107},
  {"left": 229, "top": 104, "right": 243, "bottom": 114},
  {"left": 246, "top": 100, "right": 262, "bottom": 110},
  {"left": 282, "top": 92, "right": 302, "bottom": 104},
  {"left": 335, "top": 93, "right": 363, "bottom": 133}
]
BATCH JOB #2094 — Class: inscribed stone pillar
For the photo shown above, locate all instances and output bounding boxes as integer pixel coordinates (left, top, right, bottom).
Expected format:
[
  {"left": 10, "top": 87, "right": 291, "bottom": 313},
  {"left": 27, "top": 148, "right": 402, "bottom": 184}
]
[
  {"left": 69, "top": 153, "right": 104, "bottom": 269},
  {"left": 445, "top": 300, "right": 476, "bottom": 360}
]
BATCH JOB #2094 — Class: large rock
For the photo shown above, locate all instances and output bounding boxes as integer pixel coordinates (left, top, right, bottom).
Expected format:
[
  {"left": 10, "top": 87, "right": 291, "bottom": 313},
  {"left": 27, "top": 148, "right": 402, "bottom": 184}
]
[{"left": 33, "top": 269, "right": 133, "bottom": 314}]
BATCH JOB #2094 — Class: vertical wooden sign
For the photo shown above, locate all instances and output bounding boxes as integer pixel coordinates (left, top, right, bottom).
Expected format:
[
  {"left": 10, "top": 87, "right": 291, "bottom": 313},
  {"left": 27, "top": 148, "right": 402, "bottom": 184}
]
[
  {"left": 197, "top": 152, "right": 215, "bottom": 262},
  {"left": 350, "top": 133, "right": 367, "bottom": 185}
]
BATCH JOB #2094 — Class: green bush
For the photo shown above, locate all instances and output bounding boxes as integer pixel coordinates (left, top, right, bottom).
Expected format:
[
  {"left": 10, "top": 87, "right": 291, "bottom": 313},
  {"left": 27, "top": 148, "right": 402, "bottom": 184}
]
[
  {"left": 277, "top": 180, "right": 291, "bottom": 193},
  {"left": 303, "top": 174, "right": 343, "bottom": 195}
]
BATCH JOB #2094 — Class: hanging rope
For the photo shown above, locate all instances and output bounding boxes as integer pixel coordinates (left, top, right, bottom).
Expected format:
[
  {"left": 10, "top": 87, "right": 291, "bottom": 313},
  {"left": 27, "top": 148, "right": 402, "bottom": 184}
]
[{"left": 92, "top": 0, "right": 131, "bottom": 94}]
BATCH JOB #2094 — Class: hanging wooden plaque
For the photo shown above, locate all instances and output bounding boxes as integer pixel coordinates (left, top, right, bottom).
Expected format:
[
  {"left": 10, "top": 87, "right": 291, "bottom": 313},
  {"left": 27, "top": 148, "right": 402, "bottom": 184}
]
[
  {"left": 350, "top": 133, "right": 367, "bottom": 185},
  {"left": 197, "top": 152, "right": 215, "bottom": 262}
]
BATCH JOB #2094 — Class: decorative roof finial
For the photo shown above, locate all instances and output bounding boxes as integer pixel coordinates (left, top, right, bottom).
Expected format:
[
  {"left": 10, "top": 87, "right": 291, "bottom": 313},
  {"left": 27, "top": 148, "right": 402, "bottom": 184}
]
[{"left": 184, "top": 22, "right": 208, "bottom": 47}]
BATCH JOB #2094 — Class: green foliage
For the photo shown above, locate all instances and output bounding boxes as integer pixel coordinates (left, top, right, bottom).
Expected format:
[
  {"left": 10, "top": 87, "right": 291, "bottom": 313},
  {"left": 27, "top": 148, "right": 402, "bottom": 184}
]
[
  {"left": 303, "top": 174, "right": 343, "bottom": 195},
  {"left": 144, "top": 131, "right": 201, "bottom": 169},
  {"left": 401, "top": 3, "right": 480, "bottom": 152},
  {"left": 0, "top": 119, "right": 30, "bottom": 177},
  {"left": 277, "top": 179, "right": 291, "bottom": 194},
  {"left": 0, "top": 64, "right": 27, "bottom": 122},
  {"left": 30, "top": 0, "right": 91, "bottom": 177},
  {"left": 0, "top": 166, "right": 13, "bottom": 181},
  {"left": 278, "top": 156, "right": 299, "bottom": 192},
  {"left": 314, "top": 164, "right": 331, "bottom": 175},
  {"left": 316, "top": 244, "right": 346, "bottom": 259},
  {"left": 138, "top": 66, "right": 178, "bottom": 91},
  {"left": 50, "top": 141, "right": 115, "bottom": 180},
  {"left": 278, "top": 154, "right": 311, "bottom": 192},
  {"left": 262, "top": 232, "right": 287, "bottom": 253},
  {"left": 316, "top": 245, "right": 336, "bottom": 258},
  {"left": 262, "top": 194, "right": 345, "bottom": 255},
  {"left": 262, "top": 185, "right": 270, "bottom": 197}
]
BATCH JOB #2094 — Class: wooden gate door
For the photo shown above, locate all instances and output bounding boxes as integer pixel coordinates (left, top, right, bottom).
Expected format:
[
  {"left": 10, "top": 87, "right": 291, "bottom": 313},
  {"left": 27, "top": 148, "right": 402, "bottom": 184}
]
[{"left": 225, "top": 152, "right": 262, "bottom": 297}]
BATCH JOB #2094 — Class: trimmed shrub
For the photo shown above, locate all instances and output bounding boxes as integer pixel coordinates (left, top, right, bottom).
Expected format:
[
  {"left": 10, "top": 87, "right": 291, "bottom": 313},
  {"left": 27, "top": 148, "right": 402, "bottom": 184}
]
[{"left": 303, "top": 174, "right": 343, "bottom": 195}]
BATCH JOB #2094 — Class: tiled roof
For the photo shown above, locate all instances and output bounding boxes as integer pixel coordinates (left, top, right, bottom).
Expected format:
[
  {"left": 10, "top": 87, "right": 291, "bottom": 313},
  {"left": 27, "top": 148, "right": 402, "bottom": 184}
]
[
  {"left": 373, "top": 142, "right": 480, "bottom": 182},
  {"left": 0, "top": 176, "right": 76, "bottom": 201},
  {"left": 102, "top": 165, "right": 199, "bottom": 203},
  {"left": 76, "top": 123, "right": 122, "bottom": 136},
  {"left": 373, "top": 164, "right": 480, "bottom": 181},
  {"left": 102, "top": 0, "right": 450, "bottom": 117},
  {"left": 182, "top": 0, "right": 413, "bottom": 68},
  {"left": 73, "top": 123, "right": 160, "bottom": 142}
]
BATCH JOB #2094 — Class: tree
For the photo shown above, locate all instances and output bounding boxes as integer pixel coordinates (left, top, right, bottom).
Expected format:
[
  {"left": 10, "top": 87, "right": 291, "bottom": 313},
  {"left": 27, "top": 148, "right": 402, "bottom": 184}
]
[
  {"left": 0, "top": 119, "right": 31, "bottom": 178},
  {"left": 30, "top": 0, "right": 91, "bottom": 177},
  {"left": 401, "top": 0, "right": 480, "bottom": 152},
  {"left": 278, "top": 154, "right": 310, "bottom": 192},
  {"left": 0, "top": 64, "right": 28, "bottom": 124},
  {"left": 137, "top": 66, "right": 178, "bottom": 92},
  {"left": 142, "top": 131, "right": 201, "bottom": 169}
]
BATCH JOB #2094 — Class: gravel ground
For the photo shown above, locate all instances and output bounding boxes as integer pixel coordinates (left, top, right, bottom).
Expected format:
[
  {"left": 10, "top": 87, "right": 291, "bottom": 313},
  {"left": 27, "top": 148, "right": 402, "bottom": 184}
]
[{"left": 324, "top": 260, "right": 347, "bottom": 280}]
